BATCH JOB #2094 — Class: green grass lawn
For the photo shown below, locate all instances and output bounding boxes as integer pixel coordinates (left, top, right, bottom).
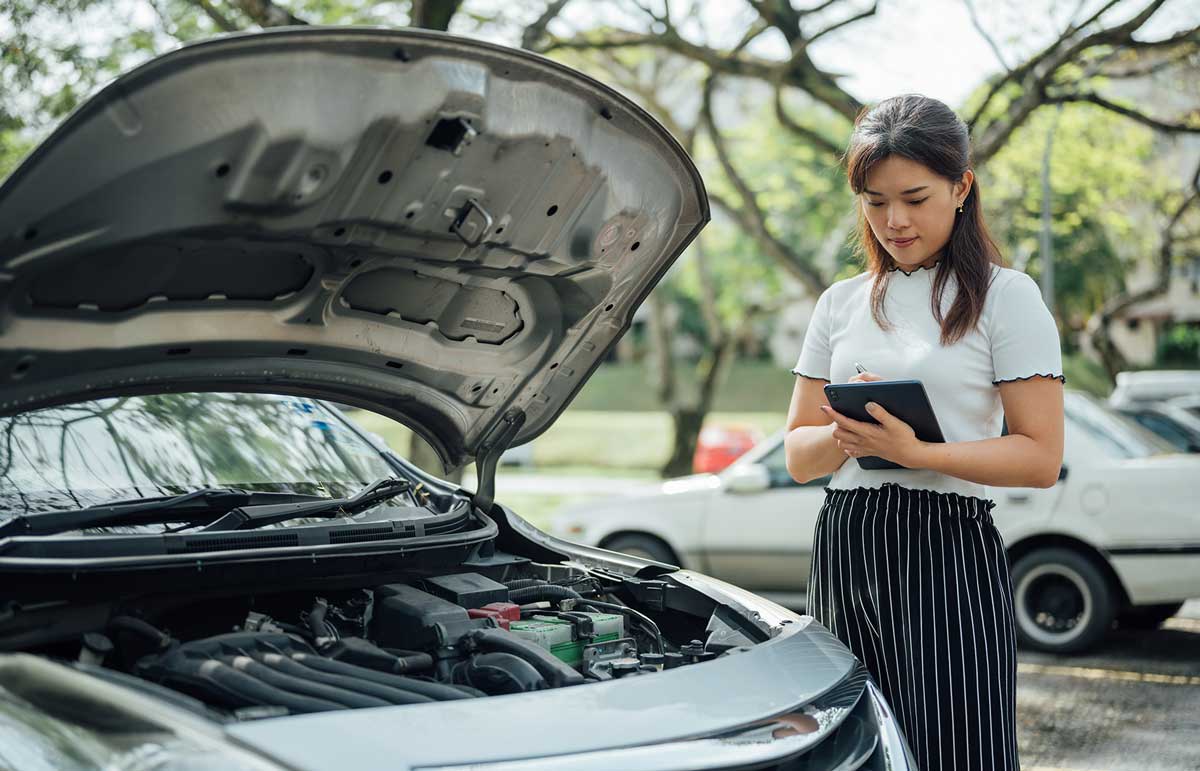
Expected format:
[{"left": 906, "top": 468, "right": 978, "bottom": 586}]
[{"left": 349, "top": 408, "right": 784, "bottom": 473}]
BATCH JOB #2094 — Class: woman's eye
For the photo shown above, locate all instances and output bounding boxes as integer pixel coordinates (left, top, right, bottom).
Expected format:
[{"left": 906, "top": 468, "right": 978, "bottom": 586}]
[
  {"left": 866, "top": 201, "right": 884, "bottom": 208},
  {"left": 907, "top": 198, "right": 929, "bottom": 206}
]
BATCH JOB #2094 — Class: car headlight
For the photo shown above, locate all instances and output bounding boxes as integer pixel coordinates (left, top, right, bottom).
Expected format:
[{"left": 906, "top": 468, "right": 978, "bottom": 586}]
[
  {"left": 0, "top": 654, "right": 284, "bottom": 771},
  {"left": 420, "top": 661, "right": 914, "bottom": 771}
]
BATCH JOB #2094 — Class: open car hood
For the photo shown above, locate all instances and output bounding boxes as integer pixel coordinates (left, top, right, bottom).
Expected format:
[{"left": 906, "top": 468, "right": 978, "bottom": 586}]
[{"left": 0, "top": 27, "right": 708, "bottom": 470}]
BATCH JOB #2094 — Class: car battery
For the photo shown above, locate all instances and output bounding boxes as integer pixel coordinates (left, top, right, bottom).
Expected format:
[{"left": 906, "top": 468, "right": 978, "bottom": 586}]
[
  {"left": 467, "top": 602, "right": 520, "bottom": 630},
  {"left": 507, "top": 612, "right": 624, "bottom": 667}
]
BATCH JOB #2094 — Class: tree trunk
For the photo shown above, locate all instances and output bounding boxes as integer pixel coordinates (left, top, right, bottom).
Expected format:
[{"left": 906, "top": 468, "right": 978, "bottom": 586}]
[
  {"left": 410, "top": 0, "right": 463, "bottom": 30},
  {"left": 1088, "top": 315, "right": 1131, "bottom": 382},
  {"left": 661, "top": 407, "right": 705, "bottom": 478}
]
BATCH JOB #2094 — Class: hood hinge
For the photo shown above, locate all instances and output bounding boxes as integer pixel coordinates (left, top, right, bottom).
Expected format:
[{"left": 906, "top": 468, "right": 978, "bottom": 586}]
[{"left": 471, "top": 408, "right": 527, "bottom": 515}]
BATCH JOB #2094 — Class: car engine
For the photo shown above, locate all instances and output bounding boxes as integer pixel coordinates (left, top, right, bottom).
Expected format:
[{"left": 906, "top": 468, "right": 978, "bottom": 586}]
[{"left": 64, "top": 568, "right": 734, "bottom": 720}]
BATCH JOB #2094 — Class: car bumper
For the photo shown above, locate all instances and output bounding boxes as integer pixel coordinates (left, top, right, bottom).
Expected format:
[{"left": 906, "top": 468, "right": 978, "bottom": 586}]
[
  {"left": 228, "top": 571, "right": 915, "bottom": 770},
  {"left": 1111, "top": 551, "right": 1200, "bottom": 605}
]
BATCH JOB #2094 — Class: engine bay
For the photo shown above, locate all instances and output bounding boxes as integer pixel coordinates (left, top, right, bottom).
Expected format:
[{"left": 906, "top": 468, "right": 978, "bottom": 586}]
[{"left": 23, "top": 559, "right": 762, "bottom": 721}]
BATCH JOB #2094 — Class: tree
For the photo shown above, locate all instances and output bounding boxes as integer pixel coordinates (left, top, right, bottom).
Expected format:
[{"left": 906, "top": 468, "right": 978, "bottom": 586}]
[
  {"left": 5, "top": 0, "right": 1199, "bottom": 475},
  {"left": 982, "top": 101, "right": 1168, "bottom": 335},
  {"left": 539, "top": 0, "right": 1200, "bottom": 344}
]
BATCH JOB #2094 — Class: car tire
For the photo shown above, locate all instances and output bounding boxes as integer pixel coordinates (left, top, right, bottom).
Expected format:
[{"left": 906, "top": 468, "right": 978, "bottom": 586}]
[
  {"left": 603, "top": 533, "right": 677, "bottom": 565},
  {"left": 1011, "top": 547, "right": 1115, "bottom": 654},
  {"left": 1117, "top": 602, "right": 1183, "bottom": 630}
]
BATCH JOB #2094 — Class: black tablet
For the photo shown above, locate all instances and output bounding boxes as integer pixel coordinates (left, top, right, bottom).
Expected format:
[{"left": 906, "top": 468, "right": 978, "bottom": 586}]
[{"left": 822, "top": 380, "right": 946, "bottom": 470}]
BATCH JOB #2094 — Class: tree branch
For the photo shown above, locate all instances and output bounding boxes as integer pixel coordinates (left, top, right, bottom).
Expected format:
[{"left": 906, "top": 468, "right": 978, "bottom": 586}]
[
  {"left": 804, "top": 2, "right": 878, "bottom": 50},
  {"left": 963, "top": 0, "right": 1010, "bottom": 72},
  {"left": 970, "top": 0, "right": 1178, "bottom": 161},
  {"left": 701, "top": 76, "right": 827, "bottom": 296},
  {"left": 1089, "top": 157, "right": 1200, "bottom": 375},
  {"left": 521, "top": 0, "right": 572, "bottom": 50},
  {"left": 1045, "top": 92, "right": 1200, "bottom": 133},
  {"left": 229, "top": 0, "right": 304, "bottom": 27},
  {"left": 181, "top": 0, "right": 239, "bottom": 32},
  {"left": 1100, "top": 43, "right": 1199, "bottom": 78},
  {"left": 773, "top": 83, "right": 844, "bottom": 158}
]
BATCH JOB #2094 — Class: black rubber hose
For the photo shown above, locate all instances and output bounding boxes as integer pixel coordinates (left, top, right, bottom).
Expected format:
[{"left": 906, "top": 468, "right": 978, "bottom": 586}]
[
  {"left": 380, "top": 648, "right": 435, "bottom": 674},
  {"left": 306, "top": 599, "right": 330, "bottom": 640},
  {"left": 508, "top": 585, "right": 582, "bottom": 605},
  {"left": 503, "top": 578, "right": 548, "bottom": 590},
  {"left": 287, "top": 653, "right": 479, "bottom": 701},
  {"left": 179, "top": 657, "right": 345, "bottom": 714},
  {"left": 226, "top": 656, "right": 390, "bottom": 709},
  {"left": 578, "top": 599, "right": 666, "bottom": 655},
  {"left": 466, "top": 628, "right": 585, "bottom": 687},
  {"left": 107, "top": 616, "right": 171, "bottom": 649},
  {"left": 452, "top": 652, "right": 547, "bottom": 694},
  {"left": 252, "top": 652, "right": 434, "bottom": 705}
]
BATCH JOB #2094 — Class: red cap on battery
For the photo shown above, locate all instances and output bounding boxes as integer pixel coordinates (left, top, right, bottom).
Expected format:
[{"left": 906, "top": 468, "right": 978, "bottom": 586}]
[{"left": 467, "top": 602, "right": 521, "bottom": 630}]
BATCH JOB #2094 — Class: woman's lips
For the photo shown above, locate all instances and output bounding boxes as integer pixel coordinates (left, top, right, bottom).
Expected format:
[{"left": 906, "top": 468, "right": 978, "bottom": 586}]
[{"left": 889, "top": 236, "right": 918, "bottom": 248}]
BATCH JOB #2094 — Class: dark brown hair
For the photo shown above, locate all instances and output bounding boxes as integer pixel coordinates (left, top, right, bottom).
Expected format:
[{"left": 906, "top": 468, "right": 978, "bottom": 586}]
[{"left": 845, "top": 94, "right": 1003, "bottom": 346}]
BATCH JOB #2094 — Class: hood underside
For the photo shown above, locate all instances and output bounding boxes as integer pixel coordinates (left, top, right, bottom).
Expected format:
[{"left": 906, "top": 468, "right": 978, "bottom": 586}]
[{"left": 0, "top": 27, "right": 708, "bottom": 469}]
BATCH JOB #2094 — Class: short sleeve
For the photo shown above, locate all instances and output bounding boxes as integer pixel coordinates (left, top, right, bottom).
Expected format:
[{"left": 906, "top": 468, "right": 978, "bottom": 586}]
[
  {"left": 989, "top": 272, "right": 1066, "bottom": 385},
  {"left": 791, "top": 288, "right": 833, "bottom": 381}
]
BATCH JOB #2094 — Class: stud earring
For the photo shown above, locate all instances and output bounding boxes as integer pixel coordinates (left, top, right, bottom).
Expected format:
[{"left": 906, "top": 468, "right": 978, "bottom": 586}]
[{"left": 956, "top": 201, "right": 964, "bottom": 213}]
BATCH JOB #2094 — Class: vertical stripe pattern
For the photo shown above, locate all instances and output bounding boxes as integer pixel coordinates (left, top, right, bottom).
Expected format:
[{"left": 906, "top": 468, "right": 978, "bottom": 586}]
[{"left": 807, "top": 482, "right": 1019, "bottom": 771}]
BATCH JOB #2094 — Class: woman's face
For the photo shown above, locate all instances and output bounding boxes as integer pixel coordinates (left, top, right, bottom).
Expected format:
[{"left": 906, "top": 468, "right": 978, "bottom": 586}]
[{"left": 861, "top": 154, "right": 972, "bottom": 271}]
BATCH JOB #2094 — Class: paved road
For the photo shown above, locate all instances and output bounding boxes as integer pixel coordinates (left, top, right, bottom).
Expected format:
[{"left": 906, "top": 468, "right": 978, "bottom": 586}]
[{"left": 1013, "top": 601, "right": 1200, "bottom": 771}]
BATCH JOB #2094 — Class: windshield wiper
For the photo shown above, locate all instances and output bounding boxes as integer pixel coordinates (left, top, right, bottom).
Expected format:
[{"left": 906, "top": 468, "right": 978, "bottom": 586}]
[
  {"left": 199, "top": 478, "right": 412, "bottom": 532},
  {"left": 0, "top": 488, "right": 332, "bottom": 538}
]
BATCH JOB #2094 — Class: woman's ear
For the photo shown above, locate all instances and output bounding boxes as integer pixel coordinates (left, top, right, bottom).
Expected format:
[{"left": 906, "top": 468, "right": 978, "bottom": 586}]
[{"left": 955, "top": 169, "right": 975, "bottom": 203}]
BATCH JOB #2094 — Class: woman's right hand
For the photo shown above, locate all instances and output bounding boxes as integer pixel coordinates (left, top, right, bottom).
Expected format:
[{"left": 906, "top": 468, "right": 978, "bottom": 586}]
[{"left": 848, "top": 371, "right": 884, "bottom": 383}]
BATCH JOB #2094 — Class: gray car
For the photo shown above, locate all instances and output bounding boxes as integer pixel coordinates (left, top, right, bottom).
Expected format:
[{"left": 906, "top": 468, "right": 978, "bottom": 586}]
[{"left": 0, "top": 27, "right": 914, "bottom": 771}]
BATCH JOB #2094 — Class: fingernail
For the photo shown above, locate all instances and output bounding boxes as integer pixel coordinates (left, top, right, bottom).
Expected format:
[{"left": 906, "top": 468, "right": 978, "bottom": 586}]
[{"left": 866, "top": 402, "right": 877, "bottom": 411}]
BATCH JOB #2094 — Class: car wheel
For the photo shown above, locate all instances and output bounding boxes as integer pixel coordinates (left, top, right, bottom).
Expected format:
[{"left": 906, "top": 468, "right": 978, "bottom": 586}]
[
  {"left": 603, "top": 533, "right": 677, "bottom": 565},
  {"left": 1117, "top": 602, "right": 1183, "bottom": 630},
  {"left": 1011, "top": 547, "right": 1115, "bottom": 654}
]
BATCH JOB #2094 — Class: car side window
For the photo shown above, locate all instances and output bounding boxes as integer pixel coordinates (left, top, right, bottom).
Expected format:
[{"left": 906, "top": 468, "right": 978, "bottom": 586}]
[
  {"left": 760, "top": 442, "right": 831, "bottom": 488},
  {"left": 1130, "top": 412, "right": 1192, "bottom": 452}
]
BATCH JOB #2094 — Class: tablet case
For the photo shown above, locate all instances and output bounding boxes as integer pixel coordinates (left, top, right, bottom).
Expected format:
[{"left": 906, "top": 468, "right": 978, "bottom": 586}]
[{"left": 822, "top": 380, "right": 946, "bottom": 470}]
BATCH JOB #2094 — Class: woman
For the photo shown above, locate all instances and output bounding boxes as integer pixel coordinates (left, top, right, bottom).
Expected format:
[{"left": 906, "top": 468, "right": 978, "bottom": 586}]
[{"left": 784, "top": 94, "right": 1065, "bottom": 771}]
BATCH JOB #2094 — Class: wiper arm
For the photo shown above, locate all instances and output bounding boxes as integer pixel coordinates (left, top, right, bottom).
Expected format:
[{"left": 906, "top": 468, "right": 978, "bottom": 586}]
[
  {"left": 199, "top": 478, "right": 413, "bottom": 532},
  {"left": 0, "top": 488, "right": 330, "bottom": 538}
]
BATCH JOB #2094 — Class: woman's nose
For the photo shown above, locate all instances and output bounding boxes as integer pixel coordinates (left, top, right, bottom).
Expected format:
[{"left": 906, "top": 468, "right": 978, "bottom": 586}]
[{"left": 887, "top": 205, "right": 909, "bottom": 230}]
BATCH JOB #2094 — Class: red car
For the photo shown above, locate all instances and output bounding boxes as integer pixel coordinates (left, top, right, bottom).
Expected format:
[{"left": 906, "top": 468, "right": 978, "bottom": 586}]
[{"left": 692, "top": 424, "right": 764, "bottom": 473}]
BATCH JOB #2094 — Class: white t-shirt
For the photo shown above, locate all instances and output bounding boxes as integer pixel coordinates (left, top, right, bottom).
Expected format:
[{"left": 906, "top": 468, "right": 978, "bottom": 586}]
[{"left": 791, "top": 259, "right": 1064, "bottom": 500}]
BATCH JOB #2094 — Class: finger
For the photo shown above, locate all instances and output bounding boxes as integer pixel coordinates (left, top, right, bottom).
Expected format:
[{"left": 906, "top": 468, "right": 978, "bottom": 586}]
[
  {"left": 821, "top": 405, "right": 873, "bottom": 433},
  {"left": 862, "top": 373, "right": 884, "bottom": 381},
  {"left": 864, "top": 401, "right": 896, "bottom": 426}
]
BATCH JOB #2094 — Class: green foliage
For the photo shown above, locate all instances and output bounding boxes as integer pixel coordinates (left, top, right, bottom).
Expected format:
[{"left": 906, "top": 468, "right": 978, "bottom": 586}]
[
  {"left": 695, "top": 96, "right": 858, "bottom": 279},
  {"left": 980, "top": 101, "right": 1167, "bottom": 326},
  {"left": 1157, "top": 322, "right": 1200, "bottom": 365},
  {"left": 0, "top": 131, "right": 34, "bottom": 180},
  {"left": 1061, "top": 352, "right": 1114, "bottom": 397}
]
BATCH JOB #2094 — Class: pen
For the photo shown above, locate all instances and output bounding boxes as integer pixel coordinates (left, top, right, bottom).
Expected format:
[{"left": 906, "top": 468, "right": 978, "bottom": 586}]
[{"left": 854, "top": 362, "right": 868, "bottom": 375}]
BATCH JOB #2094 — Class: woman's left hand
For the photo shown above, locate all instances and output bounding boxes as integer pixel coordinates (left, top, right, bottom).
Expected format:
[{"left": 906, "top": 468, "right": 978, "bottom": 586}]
[{"left": 821, "top": 400, "right": 925, "bottom": 468}]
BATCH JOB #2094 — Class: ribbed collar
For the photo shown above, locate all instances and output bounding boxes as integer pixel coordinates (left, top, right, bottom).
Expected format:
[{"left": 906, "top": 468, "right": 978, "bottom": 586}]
[{"left": 886, "top": 258, "right": 942, "bottom": 276}]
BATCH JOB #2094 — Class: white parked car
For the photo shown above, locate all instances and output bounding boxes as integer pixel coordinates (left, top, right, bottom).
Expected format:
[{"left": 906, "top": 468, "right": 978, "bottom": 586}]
[
  {"left": 1108, "top": 369, "right": 1200, "bottom": 408},
  {"left": 549, "top": 390, "right": 1200, "bottom": 654}
]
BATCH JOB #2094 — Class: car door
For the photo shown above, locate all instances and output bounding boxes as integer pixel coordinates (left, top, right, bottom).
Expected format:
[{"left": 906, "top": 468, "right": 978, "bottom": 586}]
[{"left": 699, "top": 439, "right": 830, "bottom": 593}]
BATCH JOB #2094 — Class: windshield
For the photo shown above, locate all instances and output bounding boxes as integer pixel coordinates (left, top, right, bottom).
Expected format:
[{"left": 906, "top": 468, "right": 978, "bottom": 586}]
[
  {"left": 1066, "top": 392, "right": 1178, "bottom": 459},
  {"left": 0, "top": 393, "right": 397, "bottom": 516}
]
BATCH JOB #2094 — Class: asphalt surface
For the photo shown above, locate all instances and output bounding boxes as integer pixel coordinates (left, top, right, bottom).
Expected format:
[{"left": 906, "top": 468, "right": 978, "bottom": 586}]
[{"left": 1014, "top": 600, "right": 1200, "bottom": 771}]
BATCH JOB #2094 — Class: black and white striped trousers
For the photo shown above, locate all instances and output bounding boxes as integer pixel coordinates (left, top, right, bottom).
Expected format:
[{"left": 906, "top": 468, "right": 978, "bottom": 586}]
[{"left": 807, "top": 482, "right": 1020, "bottom": 771}]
